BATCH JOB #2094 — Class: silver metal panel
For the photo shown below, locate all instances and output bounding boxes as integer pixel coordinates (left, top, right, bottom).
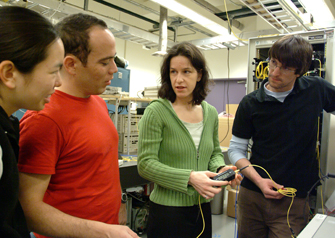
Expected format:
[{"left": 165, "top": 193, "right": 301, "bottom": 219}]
[
  {"left": 298, "top": 214, "right": 335, "bottom": 238},
  {"left": 320, "top": 30, "right": 335, "bottom": 205}
]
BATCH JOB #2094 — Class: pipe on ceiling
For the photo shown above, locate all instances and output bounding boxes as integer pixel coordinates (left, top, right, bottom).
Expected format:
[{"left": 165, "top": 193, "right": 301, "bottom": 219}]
[{"left": 93, "top": 0, "right": 175, "bottom": 33}]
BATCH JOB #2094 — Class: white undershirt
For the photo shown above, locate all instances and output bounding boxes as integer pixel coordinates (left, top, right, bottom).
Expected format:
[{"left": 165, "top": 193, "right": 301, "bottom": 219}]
[
  {"left": 169, "top": 101, "right": 204, "bottom": 149},
  {"left": 264, "top": 82, "right": 292, "bottom": 102},
  {"left": 182, "top": 120, "right": 203, "bottom": 149}
]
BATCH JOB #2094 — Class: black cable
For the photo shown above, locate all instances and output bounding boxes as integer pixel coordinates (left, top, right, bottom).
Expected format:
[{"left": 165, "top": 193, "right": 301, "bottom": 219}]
[
  {"left": 303, "top": 174, "right": 329, "bottom": 223},
  {"left": 220, "top": 48, "right": 231, "bottom": 144},
  {"left": 118, "top": 106, "right": 126, "bottom": 114},
  {"left": 127, "top": 192, "right": 146, "bottom": 203},
  {"left": 238, "top": 165, "right": 249, "bottom": 172}
]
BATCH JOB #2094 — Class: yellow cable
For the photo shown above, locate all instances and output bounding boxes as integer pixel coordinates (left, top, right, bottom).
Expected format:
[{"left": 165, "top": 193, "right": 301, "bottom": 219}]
[
  {"left": 316, "top": 117, "right": 325, "bottom": 214},
  {"left": 256, "top": 62, "right": 263, "bottom": 79},
  {"left": 196, "top": 195, "right": 205, "bottom": 238},
  {"left": 264, "top": 66, "right": 269, "bottom": 79},
  {"left": 316, "top": 59, "right": 322, "bottom": 77},
  {"left": 245, "top": 164, "right": 297, "bottom": 238},
  {"left": 223, "top": 0, "right": 248, "bottom": 42},
  {"left": 255, "top": 61, "right": 269, "bottom": 80}
]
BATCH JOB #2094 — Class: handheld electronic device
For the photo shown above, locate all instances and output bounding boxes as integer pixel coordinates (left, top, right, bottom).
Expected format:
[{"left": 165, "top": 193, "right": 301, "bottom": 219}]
[{"left": 211, "top": 169, "right": 236, "bottom": 182}]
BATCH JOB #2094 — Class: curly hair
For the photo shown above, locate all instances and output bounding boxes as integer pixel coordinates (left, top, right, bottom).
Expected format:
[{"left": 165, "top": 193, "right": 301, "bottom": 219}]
[{"left": 158, "top": 42, "right": 213, "bottom": 105}]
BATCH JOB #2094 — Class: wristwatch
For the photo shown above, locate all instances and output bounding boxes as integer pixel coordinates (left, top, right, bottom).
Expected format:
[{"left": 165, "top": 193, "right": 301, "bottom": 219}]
[{"left": 121, "top": 192, "right": 128, "bottom": 203}]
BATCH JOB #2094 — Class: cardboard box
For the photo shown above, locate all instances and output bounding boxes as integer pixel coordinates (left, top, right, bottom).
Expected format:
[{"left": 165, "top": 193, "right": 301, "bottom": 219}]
[
  {"left": 218, "top": 104, "right": 238, "bottom": 148},
  {"left": 218, "top": 117, "right": 234, "bottom": 148},
  {"left": 226, "top": 104, "right": 239, "bottom": 116},
  {"left": 226, "top": 185, "right": 239, "bottom": 218}
]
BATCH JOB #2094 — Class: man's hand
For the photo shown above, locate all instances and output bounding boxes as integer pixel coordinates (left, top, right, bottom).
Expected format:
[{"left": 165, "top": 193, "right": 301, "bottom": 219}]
[{"left": 256, "top": 178, "right": 284, "bottom": 199}]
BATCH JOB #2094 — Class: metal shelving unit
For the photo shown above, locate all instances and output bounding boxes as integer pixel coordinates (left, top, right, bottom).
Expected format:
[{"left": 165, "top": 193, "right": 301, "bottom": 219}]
[
  {"left": 238, "top": 0, "right": 312, "bottom": 33},
  {"left": 100, "top": 95, "right": 152, "bottom": 155}
]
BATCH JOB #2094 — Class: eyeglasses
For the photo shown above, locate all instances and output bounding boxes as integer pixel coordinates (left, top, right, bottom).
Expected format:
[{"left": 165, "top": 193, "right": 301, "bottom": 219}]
[{"left": 268, "top": 59, "right": 296, "bottom": 75}]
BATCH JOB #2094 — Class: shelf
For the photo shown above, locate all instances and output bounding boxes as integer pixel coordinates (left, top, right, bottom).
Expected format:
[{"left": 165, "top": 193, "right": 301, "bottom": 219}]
[
  {"left": 100, "top": 95, "right": 152, "bottom": 155},
  {"left": 99, "top": 95, "right": 153, "bottom": 103}
]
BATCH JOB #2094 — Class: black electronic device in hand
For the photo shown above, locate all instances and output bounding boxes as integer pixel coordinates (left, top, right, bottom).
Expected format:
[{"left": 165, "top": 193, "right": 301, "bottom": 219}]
[{"left": 211, "top": 169, "right": 235, "bottom": 182}]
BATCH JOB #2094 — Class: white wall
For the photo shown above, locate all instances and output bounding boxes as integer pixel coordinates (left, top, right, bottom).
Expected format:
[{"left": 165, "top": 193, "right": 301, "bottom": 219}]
[
  {"left": 114, "top": 38, "right": 249, "bottom": 97},
  {"left": 203, "top": 46, "right": 248, "bottom": 79},
  {"left": 115, "top": 38, "right": 162, "bottom": 97}
]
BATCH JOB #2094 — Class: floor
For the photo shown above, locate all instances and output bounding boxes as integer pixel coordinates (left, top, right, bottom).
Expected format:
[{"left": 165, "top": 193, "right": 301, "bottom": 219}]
[
  {"left": 139, "top": 188, "right": 238, "bottom": 238},
  {"left": 211, "top": 212, "right": 237, "bottom": 238}
]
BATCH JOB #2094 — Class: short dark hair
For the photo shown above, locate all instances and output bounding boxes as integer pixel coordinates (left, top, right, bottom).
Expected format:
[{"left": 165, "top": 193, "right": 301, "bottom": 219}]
[
  {"left": 55, "top": 13, "right": 108, "bottom": 66},
  {"left": 0, "top": 6, "right": 59, "bottom": 74},
  {"left": 268, "top": 34, "right": 313, "bottom": 76},
  {"left": 158, "top": 42, "right": 212, "bottom": 105}
]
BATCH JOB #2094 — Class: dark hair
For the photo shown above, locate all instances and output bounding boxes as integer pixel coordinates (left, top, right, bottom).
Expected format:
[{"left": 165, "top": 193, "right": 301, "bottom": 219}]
[
  {"left": 268, "top": 34, "right": 313, "bottom": 76},
  {"left": 158, "top": 42, "right": 212, "bottom": 105},
  {"left": 0, "top": 6, "right": 59, "bottom": 74},
  {"left": 55, "top": 13, "right": 108, "bottom": 66}
]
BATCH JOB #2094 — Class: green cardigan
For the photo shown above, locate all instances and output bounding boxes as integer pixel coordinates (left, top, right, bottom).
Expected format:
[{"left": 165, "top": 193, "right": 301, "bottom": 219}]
[{"left": 137, "top": 98, "right": 225, "bottom": 206}]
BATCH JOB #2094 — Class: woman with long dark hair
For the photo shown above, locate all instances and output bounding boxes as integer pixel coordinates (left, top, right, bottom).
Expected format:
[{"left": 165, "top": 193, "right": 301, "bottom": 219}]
[{"left": 0, "top": 6, "right": 64, "bottom": 237}]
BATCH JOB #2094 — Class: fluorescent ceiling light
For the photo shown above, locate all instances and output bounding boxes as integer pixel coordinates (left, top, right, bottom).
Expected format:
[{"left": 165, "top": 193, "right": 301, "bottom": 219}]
[
  {"left": 298, "top": 0, "right": 334, "bottom": 23},
  {"left": 151, "top": 0, "right": 236, "bottom": 41}
]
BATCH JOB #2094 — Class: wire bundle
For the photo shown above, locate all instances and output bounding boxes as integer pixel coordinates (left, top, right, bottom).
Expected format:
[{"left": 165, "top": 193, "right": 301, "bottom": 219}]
[{"left": 255, "top": 61, "right": 269, "bottom": 81}]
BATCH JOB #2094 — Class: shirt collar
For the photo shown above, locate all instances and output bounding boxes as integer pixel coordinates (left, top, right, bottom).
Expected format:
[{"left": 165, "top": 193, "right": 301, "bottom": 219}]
[{"left": 256, "top": 76, "right": 310, "bottom": 102}]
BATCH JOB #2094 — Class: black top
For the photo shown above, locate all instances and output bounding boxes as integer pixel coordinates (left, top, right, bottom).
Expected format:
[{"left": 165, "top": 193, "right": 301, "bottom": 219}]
[
  {"left": 0, "top": 106, "right": 30, "bottom": 238},
  {"left": 233, "top": 76, "right": 335, "bottom": 197}
]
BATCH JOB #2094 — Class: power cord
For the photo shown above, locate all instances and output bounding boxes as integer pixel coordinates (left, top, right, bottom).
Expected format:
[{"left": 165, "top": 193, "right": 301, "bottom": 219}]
[
  {"left": 223, "top": 0, "right": 248, "bottom": 42},
  {"left": 303, "top": 173, "right": 335, "bottom": 224},
  {"left": 196, "top": 195, "right": 205, "bottom": 238},
  {"left": 220, "top": 47, "right": 231, "bottom": 144},
  {"left": 255, "top": 61, "right": 269, "bottom": 81},
  {"left": 197, "top": 164, "right": 302, "bottom": 238},
  {"left": 236, "top": 164, "right": 297, "bottom": 238},
  {"left": 234, "top": 185, "right": 239, "bottom": 238}
]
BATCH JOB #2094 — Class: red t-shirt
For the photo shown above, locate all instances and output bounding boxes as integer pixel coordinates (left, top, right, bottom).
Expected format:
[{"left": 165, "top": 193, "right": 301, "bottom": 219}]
[{"left": 18, "top": 90, "right": 120, "bottom": 238}]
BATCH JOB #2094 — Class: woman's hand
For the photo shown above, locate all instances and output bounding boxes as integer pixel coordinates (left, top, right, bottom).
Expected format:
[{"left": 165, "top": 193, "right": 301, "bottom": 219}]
[
  {"left": 218, "top": 166, "right": 243, "bottom": 187},
  {"left": 188, "top": 171, "right": 228, "bottom": 199}
]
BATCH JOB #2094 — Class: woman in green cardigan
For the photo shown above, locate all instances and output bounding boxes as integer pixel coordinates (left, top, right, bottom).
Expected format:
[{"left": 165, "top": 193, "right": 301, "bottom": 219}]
[{"left": 138, "top": 42, "right": 242, "bottom": 238}]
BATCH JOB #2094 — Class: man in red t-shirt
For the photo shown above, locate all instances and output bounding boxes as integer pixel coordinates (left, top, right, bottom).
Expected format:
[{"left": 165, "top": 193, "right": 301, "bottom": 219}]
[{"left": 18, "top": 13, "right": 139, "bottom": 238}]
